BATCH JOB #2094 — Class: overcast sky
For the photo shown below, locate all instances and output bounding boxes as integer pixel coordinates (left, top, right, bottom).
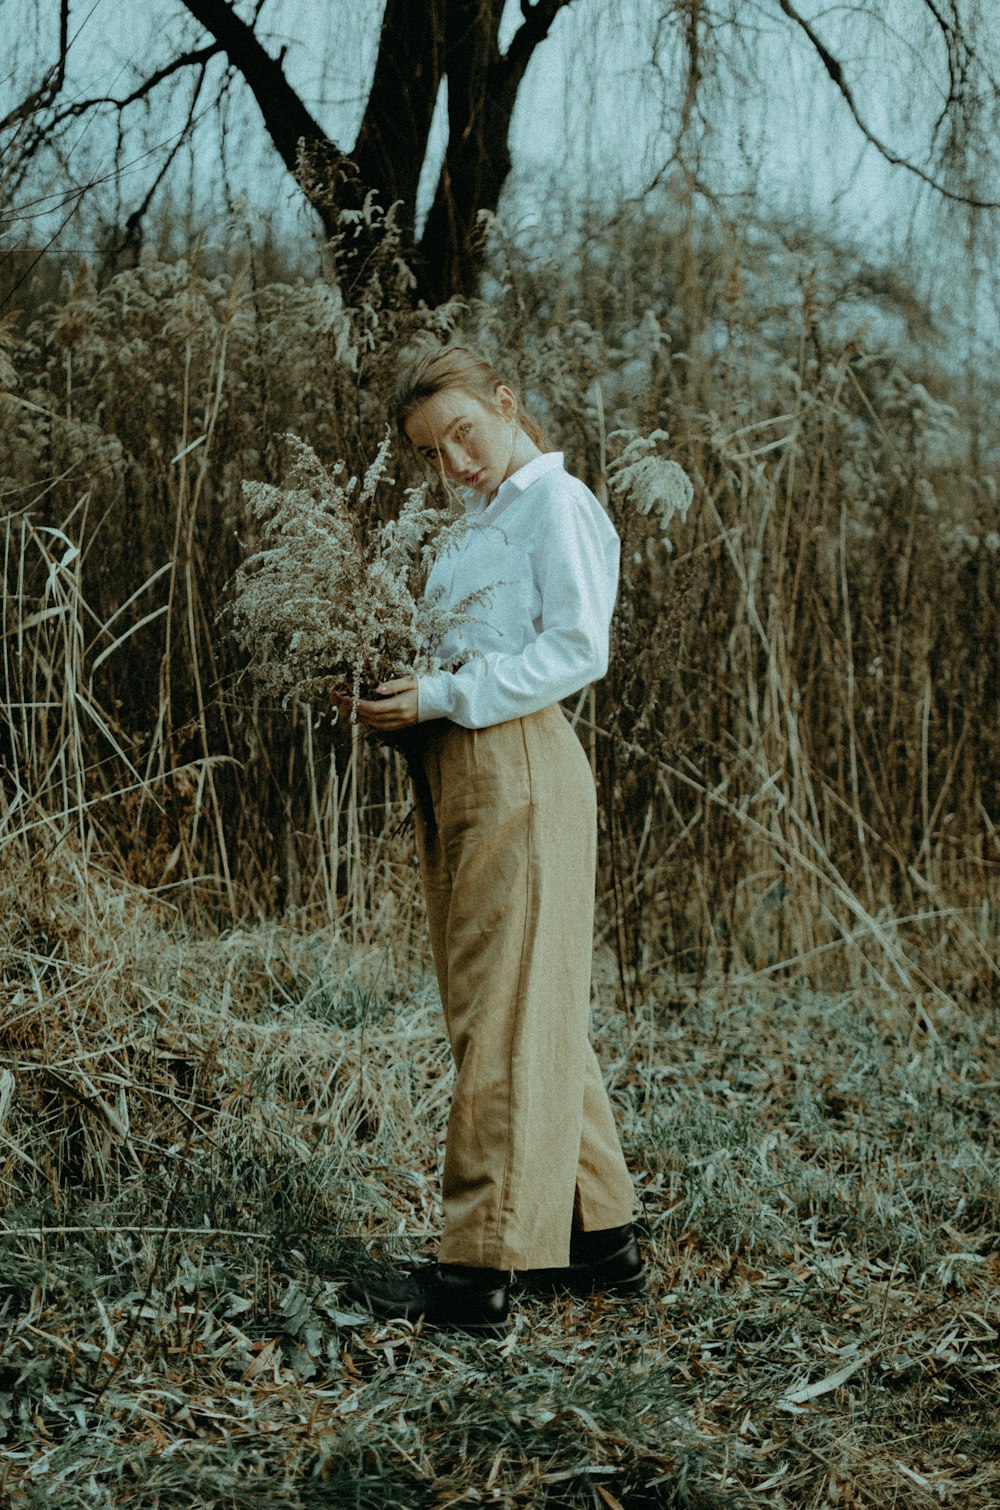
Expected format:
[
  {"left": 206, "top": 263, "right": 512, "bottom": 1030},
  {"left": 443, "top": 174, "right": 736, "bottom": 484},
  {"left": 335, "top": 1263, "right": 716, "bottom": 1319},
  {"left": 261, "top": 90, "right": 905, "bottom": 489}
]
[{"left": 3, "top": 0, "right": 998, "bottom": 341}]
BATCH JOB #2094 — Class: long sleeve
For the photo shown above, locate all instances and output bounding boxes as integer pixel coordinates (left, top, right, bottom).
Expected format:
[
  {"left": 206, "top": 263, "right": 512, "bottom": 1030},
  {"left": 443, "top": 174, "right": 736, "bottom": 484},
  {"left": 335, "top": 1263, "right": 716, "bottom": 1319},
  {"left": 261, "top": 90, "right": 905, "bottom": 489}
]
[{"left": 416, "top": 479, "right": 619, "bottom": 729}]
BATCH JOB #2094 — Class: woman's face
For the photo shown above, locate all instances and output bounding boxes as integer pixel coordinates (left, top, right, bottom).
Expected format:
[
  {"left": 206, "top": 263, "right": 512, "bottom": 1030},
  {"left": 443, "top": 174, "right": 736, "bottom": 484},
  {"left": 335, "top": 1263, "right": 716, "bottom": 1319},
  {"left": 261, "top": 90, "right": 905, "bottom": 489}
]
[{"left": 405, "top": 385, "right": 518, "bottom": 497}]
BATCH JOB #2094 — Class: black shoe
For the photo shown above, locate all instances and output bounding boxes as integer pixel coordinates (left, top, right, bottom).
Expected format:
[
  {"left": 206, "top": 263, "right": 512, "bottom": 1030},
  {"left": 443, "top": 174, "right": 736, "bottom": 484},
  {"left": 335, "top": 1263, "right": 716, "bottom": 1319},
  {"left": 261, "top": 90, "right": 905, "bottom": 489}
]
[
  {"left": 344, "top": 1262, "right": 511, "bottom": 1336},
  {"left": 515, "top": 1223, "right": 645, "bottom": 1296}
]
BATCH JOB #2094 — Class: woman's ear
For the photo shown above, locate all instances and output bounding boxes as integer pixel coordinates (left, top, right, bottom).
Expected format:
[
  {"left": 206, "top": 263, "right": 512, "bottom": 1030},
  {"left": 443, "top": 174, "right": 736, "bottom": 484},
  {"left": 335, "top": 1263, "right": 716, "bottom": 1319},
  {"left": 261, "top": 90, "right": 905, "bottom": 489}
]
[{"left": 494, "top": 383, "right": 518, "bottom": 421}]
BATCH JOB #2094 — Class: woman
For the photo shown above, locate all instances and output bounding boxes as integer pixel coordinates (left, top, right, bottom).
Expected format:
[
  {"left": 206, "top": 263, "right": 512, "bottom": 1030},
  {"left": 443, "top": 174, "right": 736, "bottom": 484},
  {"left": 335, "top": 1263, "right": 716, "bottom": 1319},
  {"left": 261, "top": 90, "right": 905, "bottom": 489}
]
[{"left": 343, "top": 344, "right": 641, "bottom": 1335}]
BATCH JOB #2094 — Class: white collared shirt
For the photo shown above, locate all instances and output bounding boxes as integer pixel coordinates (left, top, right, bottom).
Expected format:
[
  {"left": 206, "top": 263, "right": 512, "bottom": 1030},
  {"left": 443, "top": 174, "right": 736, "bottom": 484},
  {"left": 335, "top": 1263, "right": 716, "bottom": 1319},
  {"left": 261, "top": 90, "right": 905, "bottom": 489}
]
[{"left": 416, "top": 451, "right": 620, "bottom": 728}]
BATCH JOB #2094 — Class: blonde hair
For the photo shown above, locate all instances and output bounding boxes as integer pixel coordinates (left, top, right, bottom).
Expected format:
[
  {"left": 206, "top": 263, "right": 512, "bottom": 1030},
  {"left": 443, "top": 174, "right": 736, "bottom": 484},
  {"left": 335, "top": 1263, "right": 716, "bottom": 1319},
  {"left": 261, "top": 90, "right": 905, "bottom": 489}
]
[{"left": 394, "top": 343, "right": 546, "bottom": 449}]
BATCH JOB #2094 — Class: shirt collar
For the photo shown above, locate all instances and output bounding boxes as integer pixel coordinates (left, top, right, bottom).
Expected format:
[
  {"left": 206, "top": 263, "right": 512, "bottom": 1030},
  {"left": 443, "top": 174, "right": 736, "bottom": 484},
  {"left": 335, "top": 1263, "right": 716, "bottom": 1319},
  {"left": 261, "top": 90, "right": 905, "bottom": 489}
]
[{"left": 463, "top": 451, "right": 565, "bottom": 515}]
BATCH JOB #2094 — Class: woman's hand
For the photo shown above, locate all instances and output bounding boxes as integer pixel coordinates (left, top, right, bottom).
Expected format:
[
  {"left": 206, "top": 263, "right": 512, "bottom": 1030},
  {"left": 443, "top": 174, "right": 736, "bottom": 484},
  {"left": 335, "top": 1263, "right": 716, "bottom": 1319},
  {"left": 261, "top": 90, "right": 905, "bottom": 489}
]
[{"left": 331, "top": 675, "right": 419, "bottom": 731}]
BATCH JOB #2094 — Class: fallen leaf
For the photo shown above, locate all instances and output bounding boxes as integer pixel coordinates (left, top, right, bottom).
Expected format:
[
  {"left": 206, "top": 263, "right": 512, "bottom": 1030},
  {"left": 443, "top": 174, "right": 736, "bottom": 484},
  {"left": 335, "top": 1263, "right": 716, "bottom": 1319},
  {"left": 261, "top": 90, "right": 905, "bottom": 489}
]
[{"left": 778, "top": 1352, "right": 869, "bottom": 1409}]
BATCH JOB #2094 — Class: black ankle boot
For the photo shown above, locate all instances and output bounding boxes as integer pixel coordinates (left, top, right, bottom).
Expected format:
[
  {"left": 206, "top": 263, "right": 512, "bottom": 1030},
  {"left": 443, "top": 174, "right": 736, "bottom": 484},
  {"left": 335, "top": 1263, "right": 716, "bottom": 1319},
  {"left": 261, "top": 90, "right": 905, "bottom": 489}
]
[
  {"left": 345, "top": 1261, "right": 511, "bottom": 1335},
  {"left": 569, "top": 1223, "right": 635, "bottom": 1264},
  {"left": 515, "top": 1223, "right": 645, "bottom": 1296}
]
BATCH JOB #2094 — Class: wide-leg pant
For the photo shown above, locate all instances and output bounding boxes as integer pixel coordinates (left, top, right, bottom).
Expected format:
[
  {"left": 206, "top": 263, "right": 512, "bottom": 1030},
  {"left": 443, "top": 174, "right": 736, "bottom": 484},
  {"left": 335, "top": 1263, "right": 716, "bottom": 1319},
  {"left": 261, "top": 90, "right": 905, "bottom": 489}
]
[{"left": 410, "top": 703, "right": 635, "bottom": 1270}]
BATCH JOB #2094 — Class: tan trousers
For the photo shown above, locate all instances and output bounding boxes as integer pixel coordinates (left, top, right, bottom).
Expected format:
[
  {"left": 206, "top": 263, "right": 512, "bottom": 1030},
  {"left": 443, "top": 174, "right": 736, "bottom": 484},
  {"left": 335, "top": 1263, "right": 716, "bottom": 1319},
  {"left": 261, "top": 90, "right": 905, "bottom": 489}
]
[{"left": 411, "top": 703, "right": 635, "bottom": 1270}]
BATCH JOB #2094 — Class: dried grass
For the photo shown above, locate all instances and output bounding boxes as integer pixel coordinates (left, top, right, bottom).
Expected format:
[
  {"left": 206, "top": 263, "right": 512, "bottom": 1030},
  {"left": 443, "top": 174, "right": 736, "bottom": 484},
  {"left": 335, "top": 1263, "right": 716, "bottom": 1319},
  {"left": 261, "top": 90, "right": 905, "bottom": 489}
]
[
  {"left": 1, "top": 203, "right": 996, "bottom": 985},
  {"left": 0, "top": 869, "right": 997, "bottom": 1507}
]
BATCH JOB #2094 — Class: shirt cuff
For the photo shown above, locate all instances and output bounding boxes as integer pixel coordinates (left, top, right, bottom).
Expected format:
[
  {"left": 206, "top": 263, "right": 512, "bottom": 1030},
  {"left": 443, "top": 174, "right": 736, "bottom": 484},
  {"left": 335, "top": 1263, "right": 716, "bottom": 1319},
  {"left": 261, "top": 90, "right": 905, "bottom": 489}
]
[{"left": 416, "top": 672, "right": 456, "bottom": 723}]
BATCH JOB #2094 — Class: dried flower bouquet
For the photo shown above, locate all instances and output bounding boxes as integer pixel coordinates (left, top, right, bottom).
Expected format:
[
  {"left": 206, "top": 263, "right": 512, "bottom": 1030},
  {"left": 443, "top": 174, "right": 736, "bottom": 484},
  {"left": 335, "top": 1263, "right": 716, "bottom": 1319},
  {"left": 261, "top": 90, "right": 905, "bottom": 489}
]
[{"left": 226, "top": 433, "right": 470, "bottom": 718}]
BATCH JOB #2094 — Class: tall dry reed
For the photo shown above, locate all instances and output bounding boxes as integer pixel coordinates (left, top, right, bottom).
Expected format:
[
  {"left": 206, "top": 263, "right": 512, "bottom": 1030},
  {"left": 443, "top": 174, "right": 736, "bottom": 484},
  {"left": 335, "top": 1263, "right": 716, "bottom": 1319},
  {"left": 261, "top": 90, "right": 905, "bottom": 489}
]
[{"left": 1, "top": 196, "right": 996, "bottom": 1009}]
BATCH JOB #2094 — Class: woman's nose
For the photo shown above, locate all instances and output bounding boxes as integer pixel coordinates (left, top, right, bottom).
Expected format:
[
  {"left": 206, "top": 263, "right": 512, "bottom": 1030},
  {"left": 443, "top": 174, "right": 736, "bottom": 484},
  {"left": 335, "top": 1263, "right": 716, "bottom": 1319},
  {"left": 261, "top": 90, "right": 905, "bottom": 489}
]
[{"left": 441, "top": 441, "right": 469, "bottom": 476}]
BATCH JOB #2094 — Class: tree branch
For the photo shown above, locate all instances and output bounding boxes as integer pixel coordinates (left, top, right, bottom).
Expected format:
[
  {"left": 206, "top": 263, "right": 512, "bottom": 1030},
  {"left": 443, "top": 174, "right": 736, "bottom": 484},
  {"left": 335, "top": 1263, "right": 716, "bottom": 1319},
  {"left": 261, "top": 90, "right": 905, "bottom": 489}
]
[
  {"left": 0, "top": 0, "right": 69, "bottom": 130},
  {"left": 3, "top": 95, "right": 221, "bottom": 231},
  {"left": 104, "top": 59, "right": 216, "bottom": 266},
  {"left": 776, "top": 0, "right": 999, "bottom": 209},
  {"left": 507, "top": 0, "right": 573, "bottom": 84},
  {"left": 180, "top": 0, "right": 334, "bottom": 177},
  {"left": 19, "top": 44, "right": 225, "bottom": 128},
  {"left": 921, "top": 0, "right": 1000, "bottom": 153}
]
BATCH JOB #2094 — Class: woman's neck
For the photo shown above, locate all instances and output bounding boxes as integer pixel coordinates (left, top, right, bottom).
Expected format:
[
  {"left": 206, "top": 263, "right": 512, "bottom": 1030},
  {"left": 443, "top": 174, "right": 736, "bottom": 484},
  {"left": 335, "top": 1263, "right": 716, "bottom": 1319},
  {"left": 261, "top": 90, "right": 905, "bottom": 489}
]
[{"left": 489, "top": 428, "right": 542, "bottom": 500}]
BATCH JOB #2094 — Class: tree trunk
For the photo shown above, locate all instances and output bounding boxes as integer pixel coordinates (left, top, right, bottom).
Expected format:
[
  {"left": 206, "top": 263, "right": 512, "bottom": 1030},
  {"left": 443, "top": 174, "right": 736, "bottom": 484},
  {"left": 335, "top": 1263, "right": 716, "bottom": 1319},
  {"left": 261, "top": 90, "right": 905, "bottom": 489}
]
[
  {"left": 415, "top": 0, "right": 513, "bottom": 305},
  {"left": 179, "top": 0, "right": 572, "bottom": 302},
  {"left": 351, "top": 0, "right": 446, "bottom": 250}
]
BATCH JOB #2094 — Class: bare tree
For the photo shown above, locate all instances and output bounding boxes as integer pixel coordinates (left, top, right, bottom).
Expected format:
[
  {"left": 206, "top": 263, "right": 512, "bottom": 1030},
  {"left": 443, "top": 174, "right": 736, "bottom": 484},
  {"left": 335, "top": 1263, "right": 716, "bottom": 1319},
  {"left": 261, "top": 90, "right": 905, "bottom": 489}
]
[
  {"left": 2, "top": 0, "right": 573, "bottom": 303},
  {"left": 3, "top": 0, "right": 998, "bottom": 303}
]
